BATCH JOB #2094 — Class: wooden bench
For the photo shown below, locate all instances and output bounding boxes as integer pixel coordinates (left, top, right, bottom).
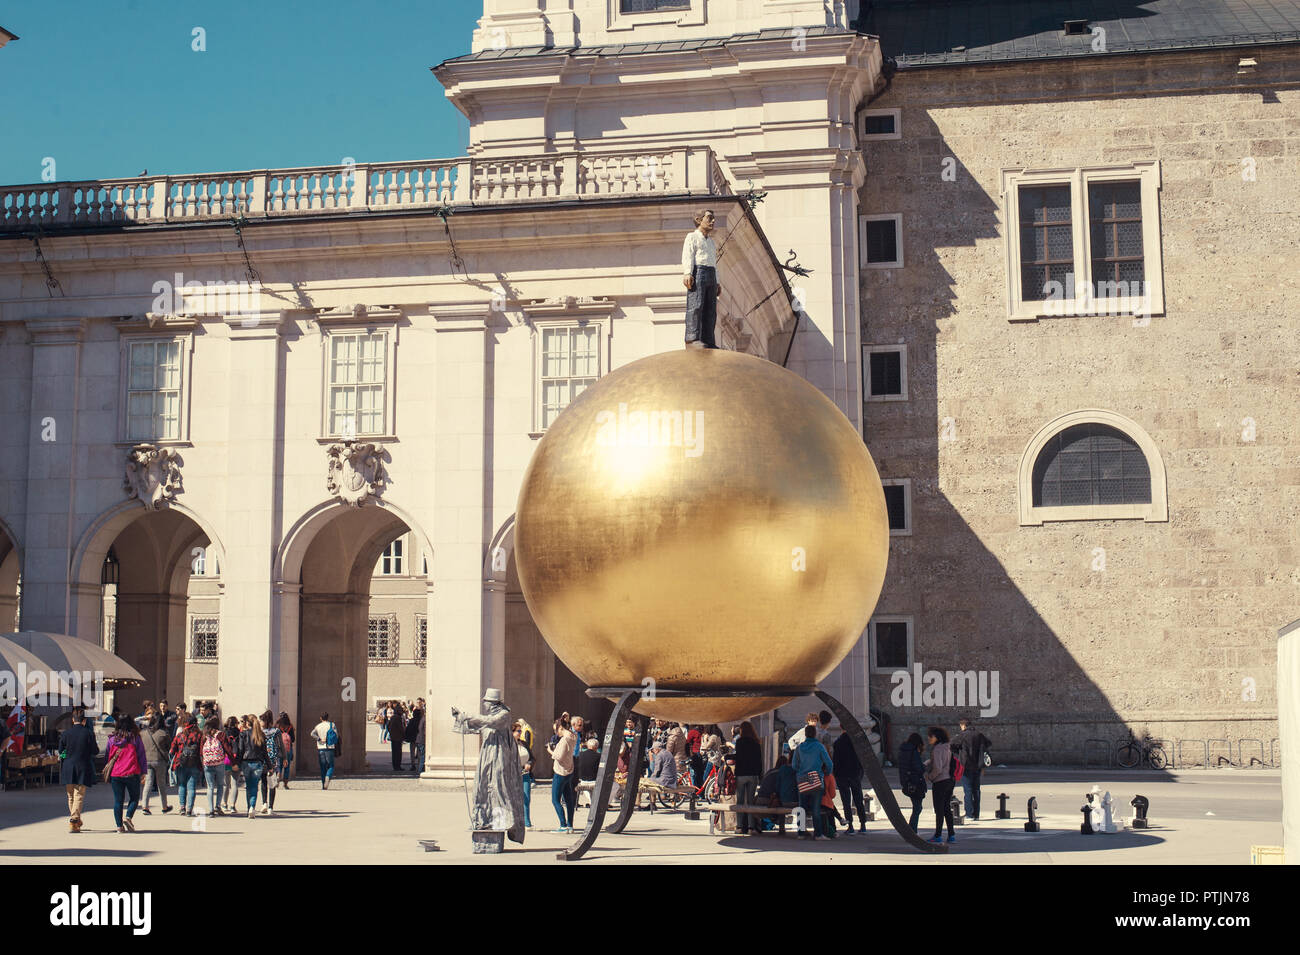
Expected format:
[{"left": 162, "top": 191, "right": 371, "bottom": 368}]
[
  {"left": 703, "top": 802, "right": 800, "bottom": 835},
  {"left": 639, "top": 780, "right": 697, "bottom": 812}
]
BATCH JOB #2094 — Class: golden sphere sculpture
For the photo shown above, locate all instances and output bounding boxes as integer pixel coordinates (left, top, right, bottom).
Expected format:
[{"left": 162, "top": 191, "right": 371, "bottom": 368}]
[{"left": 515, "top": 348, "right": 889, "bottom": 723}]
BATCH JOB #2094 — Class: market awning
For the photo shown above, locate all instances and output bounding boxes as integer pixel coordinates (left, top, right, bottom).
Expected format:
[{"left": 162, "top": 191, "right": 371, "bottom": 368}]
[
  {"left": 0, "top": 635, "right": 79, "bottom": 705},
  {"left": 0, "top": 630, "right": 146, "bottom": 691}
]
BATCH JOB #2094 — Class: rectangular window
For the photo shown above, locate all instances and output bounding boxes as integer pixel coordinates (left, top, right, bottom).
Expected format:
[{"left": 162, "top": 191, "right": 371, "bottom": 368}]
[
  {"left": 860, "top": 109, "right": 901, "bottom": 140},
  {"left": 380, "top": 539, "right": 403, "bottom": 575},
  {"left": 881, "top": 479, "right": 912, "bottom": 535},
  {"left": 1088, "top": 181, "right": 1145, "bottom": 292},
  {"left": 1018, "top": 185, "right": 1074, "bottom": 301},
  {"left": 539, "top": 324, "right": 600, "bottom": 430},
  {"left": 328, "top": 332, "right": 387, "bottom": 437},
  {"left": 863, "top": 344, "right": 908, "bottom": 403},
  {"left": 865, "top": 220, "right": 898, "bottom": 265},
  {"left": 126, "top": 340, "right": 182, "bottom": 440},
  {"left": 192, "top": 548, "right": 206, "bottom": 576},
  {"left": 415, "top": 615, "right": 427, "bottom": 665},
  {"left": 1001, "top": 162, "right": 1162, "bottom": 320},
  {"left": 860, "top": 214, "right": 903, "bottom": 269},
  {"left": 104, "top": 616, "right": 116, "bottom": 654},
  {"left": 190, "top": 617, "right": 219, "bottom": 661},
  {"left": 368, "top": 614, "right": 398, "bottom": 664},
  {"left": 869, "top": 617, "right": 913, "bottom": 672}
]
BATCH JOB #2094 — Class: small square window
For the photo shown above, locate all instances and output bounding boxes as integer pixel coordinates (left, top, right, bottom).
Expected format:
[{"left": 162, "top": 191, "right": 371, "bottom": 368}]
[
  {"left": 860, "top": 108, "right": 901, "bottom": 141},
  {"left": 860, "top": 215, "right": 903, "bottom": 269},
  {"left": 869, "top": 617, "right": 913, "bottom": 672},
  {"left": 864, "top": 345, "right": 907, "bottom": 401},
  {"left": 190, "top": 617, "right": 219, "bottom": 661}
]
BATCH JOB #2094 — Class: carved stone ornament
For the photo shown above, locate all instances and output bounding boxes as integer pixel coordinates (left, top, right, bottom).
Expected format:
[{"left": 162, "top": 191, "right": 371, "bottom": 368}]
[
  {"left": 326, "top": 440, "right": 386, "bottom": 506},
  {"left": 124, "top": 444, "right": 183, "bottom": 510}
]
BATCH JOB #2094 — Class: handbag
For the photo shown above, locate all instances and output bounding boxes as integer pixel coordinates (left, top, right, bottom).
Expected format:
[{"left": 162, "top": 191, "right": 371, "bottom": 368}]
[
  {"left": 100, "top": 746, "right": 122, "bottom": 783},
  {"left": 796, "top": 770, "right": 822, "bottom": 793}
]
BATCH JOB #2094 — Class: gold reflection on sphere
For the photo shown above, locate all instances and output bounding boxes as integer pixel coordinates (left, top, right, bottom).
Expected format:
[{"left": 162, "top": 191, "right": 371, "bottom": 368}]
[{"left": 515, "top": 349, "right": 889, "bottom": 723}]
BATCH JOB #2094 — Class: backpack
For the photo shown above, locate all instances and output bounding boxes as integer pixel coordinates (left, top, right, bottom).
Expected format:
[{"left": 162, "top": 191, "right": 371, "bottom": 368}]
[
  {"left": 178, "top": 731, "right": 201, "bottom": 769},
  {"left": 281, "top": 730, "right": 292, "bottom": 755},
  {"left": 263, "top": 727, "right": 281, "bottom": 762},
  {"left": 325, "top": 723, "right": 338, "bottom": 747},
  {"left": 950, "top": 750, "right": 965, "bottom": 782},
  {"left": 201, "top": 735, "right": 225, "bottom": 766}
]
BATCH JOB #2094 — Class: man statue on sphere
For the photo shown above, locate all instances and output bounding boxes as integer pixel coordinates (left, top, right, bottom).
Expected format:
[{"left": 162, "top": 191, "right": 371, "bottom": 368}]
[
  {"left": 451, "top": 688, "right": 526, "bottom": 847},
  {"left": 682, "top": 208, "right": 723, "bottom": 349}
]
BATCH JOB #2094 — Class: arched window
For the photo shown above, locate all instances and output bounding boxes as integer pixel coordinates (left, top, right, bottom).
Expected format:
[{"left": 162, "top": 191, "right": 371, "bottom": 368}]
[
  {"left": 1032, "top": 424, "right": 1150, "bottom": 507},
  {"left": 1018, "top": 411, "right": 1168, "bottom": 525}
]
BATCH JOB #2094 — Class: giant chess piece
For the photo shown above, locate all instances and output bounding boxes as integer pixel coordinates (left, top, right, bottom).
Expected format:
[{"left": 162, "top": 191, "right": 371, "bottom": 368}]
[
  {"left": 1098, "top": 791, "right": 1119, "bottom": 833},
  {"left": 451, "top": 688, "right": 526, "bottom": 853}
]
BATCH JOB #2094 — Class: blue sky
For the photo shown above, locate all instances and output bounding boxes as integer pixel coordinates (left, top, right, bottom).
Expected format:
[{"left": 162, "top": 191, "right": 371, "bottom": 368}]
[{"left": 0, "top": 0, "right": 478, "bottom": 186}]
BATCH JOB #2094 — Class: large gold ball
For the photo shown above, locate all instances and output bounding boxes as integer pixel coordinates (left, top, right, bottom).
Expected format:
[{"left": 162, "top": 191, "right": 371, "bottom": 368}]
[{"left": 515, "top": 349, "right": 889, "bottom": 723}]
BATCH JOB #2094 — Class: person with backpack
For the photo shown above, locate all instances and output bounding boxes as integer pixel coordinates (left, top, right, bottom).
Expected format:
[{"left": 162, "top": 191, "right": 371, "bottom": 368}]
[
  {"left": 311, "top": 712, "right": 339, "bottom": 789},
  {"left": 897, "top": 732, "right": 928, "bottom": 832},
  {"left": 950, "top": 716, "right": 993, "bottom": 821},
  {"left": 237, "top": 713, "right": 269, "bottom": 818},
  {"left": 221, "top": 716, "right": 244, "bottom": 812},
  {"left": 924, "top": 726, "right": 956, "bottom": 844},
  {"left": 168, "top": 713, "right": 204, "bottom": 816},
  {"left": 792, "top": 724, "right": 833, "bottom": 840},
  {"left": 276, "top": 713, "right": 295, "bottom": 788},
  {"left": 139, "top": 714, "right": 173, "bottom": 815},
  {"left": 257, "top": 711, "right": 282, "bottom": 815},
  {"left": 201, "top": 717, "right": 234, "bottom": 817},
  {"left": 105, "top": 716, "right": 148, "bottom": 833}
]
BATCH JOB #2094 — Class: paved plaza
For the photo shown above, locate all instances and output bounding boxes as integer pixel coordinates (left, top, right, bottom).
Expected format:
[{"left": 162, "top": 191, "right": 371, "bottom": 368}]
[{"left": 0, "top": 767, "right": 1280, "bottom": 865}]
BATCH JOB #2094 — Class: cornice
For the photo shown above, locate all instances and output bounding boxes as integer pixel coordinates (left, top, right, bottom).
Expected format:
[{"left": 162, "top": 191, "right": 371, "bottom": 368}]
[{"left": 23, "top": 317, "right": 86, "bottom": 344}]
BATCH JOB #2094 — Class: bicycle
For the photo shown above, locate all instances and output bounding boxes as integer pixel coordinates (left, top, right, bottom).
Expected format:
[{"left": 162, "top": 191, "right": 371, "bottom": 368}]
[{"left": 1116, "top": 730, "right": 1167, "bottom": 770}]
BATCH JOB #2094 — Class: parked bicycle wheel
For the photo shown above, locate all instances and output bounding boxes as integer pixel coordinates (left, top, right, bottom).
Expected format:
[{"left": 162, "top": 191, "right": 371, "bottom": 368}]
[
  {"left": 1147, "top": 745, "right": 1167, "bottom": 770},
  {"left": 1116, "top": 742, "right": 1140, "bottom": 769},
  {"left": 703, "top": 772, "right": 720, "bottom": 801}
]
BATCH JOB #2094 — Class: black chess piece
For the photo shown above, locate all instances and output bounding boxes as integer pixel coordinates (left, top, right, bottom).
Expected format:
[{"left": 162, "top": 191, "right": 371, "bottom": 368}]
[
  {"left": 1024, "top": 796, "right": 1040, "bottom": 832},
  {"left": 1080, "top": 802, "right": 1095, "bottom": 834},
  {"left": 995, "top": 792, "right": 1011, "bottom": 819},
  {"left": 1130, "top": 794, "right": 1150, "bottom": 829}
]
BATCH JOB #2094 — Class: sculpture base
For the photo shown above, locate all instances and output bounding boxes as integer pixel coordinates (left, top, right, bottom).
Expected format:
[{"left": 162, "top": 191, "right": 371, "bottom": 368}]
[
  {"left": 1129, "top": 818, "right": 1149, "bottom": 829},
  {"left": 471, "top": 830, "right": 506, "bottom": 854}
]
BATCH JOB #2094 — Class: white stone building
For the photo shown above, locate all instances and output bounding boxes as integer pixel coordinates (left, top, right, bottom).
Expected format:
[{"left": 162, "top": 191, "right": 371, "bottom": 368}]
[{"left": 1, "top": 0, "right": 879, "bottom": 776}]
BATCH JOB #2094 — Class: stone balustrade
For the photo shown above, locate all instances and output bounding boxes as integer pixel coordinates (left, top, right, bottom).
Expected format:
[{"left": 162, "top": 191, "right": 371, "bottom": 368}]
[{"left": 0, "top": 147, "right": 729, "bottom": 232}]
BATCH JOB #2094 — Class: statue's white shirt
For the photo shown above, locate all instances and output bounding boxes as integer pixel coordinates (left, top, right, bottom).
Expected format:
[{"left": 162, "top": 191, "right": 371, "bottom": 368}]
[{"left": 682, "top": 230, "right": 717, "bottom": 277}]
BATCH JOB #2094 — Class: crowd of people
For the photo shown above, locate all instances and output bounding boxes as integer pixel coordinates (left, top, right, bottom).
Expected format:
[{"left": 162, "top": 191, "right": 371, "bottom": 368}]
[
  {"left": 373, "top": 699, "right": 426, "bottom": 773},
  {"left": 56, "top": 699, "right": 346, "bottom": 834},
  {"left": 507, "top": 706, "right": 994, "bottom": 843}
]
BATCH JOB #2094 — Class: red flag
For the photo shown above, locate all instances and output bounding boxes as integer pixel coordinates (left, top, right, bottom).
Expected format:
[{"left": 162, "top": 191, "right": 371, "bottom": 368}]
[{"left": 4, "top": 698, "right": 25, "bottom": 754}]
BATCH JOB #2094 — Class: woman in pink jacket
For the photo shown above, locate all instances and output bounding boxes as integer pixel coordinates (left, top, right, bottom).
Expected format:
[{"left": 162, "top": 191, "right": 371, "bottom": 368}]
[
  {"left": 105, "top": 716, "right": 148, "bottom": 833},
  {"left": 924, "top": 726, "right": 956, "bottom": 844}
]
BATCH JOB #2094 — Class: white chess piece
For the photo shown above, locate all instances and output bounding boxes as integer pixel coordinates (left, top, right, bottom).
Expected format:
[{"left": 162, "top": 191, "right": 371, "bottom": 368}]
[{"left": 1099, "top": 791, "right": 1118, "bottom": 832}]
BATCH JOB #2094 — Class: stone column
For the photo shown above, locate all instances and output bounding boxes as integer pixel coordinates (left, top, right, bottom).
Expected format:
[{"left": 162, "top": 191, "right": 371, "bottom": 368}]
[
  {"left": 18, "top": 319, "right": 85, "bottom": 634},
  {"left": 423, "top": 303, "right": 491, "bottom": 779},
  {"left": 217, "top": 314, "right": 285, "bottom": 719}
]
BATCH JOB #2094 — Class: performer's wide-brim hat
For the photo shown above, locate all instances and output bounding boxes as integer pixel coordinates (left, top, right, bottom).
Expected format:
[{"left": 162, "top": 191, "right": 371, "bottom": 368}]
[{"left": 483, "top": 688, "right": 504, "bottom": 703}]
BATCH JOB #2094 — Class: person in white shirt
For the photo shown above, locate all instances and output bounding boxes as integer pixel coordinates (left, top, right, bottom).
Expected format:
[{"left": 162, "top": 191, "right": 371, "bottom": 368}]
[
  {"left": 681, "top": 209, "right": 722, "bottom": 348},
  {"left": 309, "top": 712, "right": 337, "bottom": 790}
]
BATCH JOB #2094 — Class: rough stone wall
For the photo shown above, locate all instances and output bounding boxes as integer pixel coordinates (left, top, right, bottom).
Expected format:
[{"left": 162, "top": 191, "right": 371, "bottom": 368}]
[{"left": 860, "top": 48, "right": 1300, "bottom": 765}]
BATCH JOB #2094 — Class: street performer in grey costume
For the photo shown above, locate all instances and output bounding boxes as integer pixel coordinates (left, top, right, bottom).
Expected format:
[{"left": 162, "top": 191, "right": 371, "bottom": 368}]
[
  {"left": 451, "top": 688, "right": 525, "bottom": 845},
  {"left": 682, "top": 209, "right": 723, "bottom": 348}
]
